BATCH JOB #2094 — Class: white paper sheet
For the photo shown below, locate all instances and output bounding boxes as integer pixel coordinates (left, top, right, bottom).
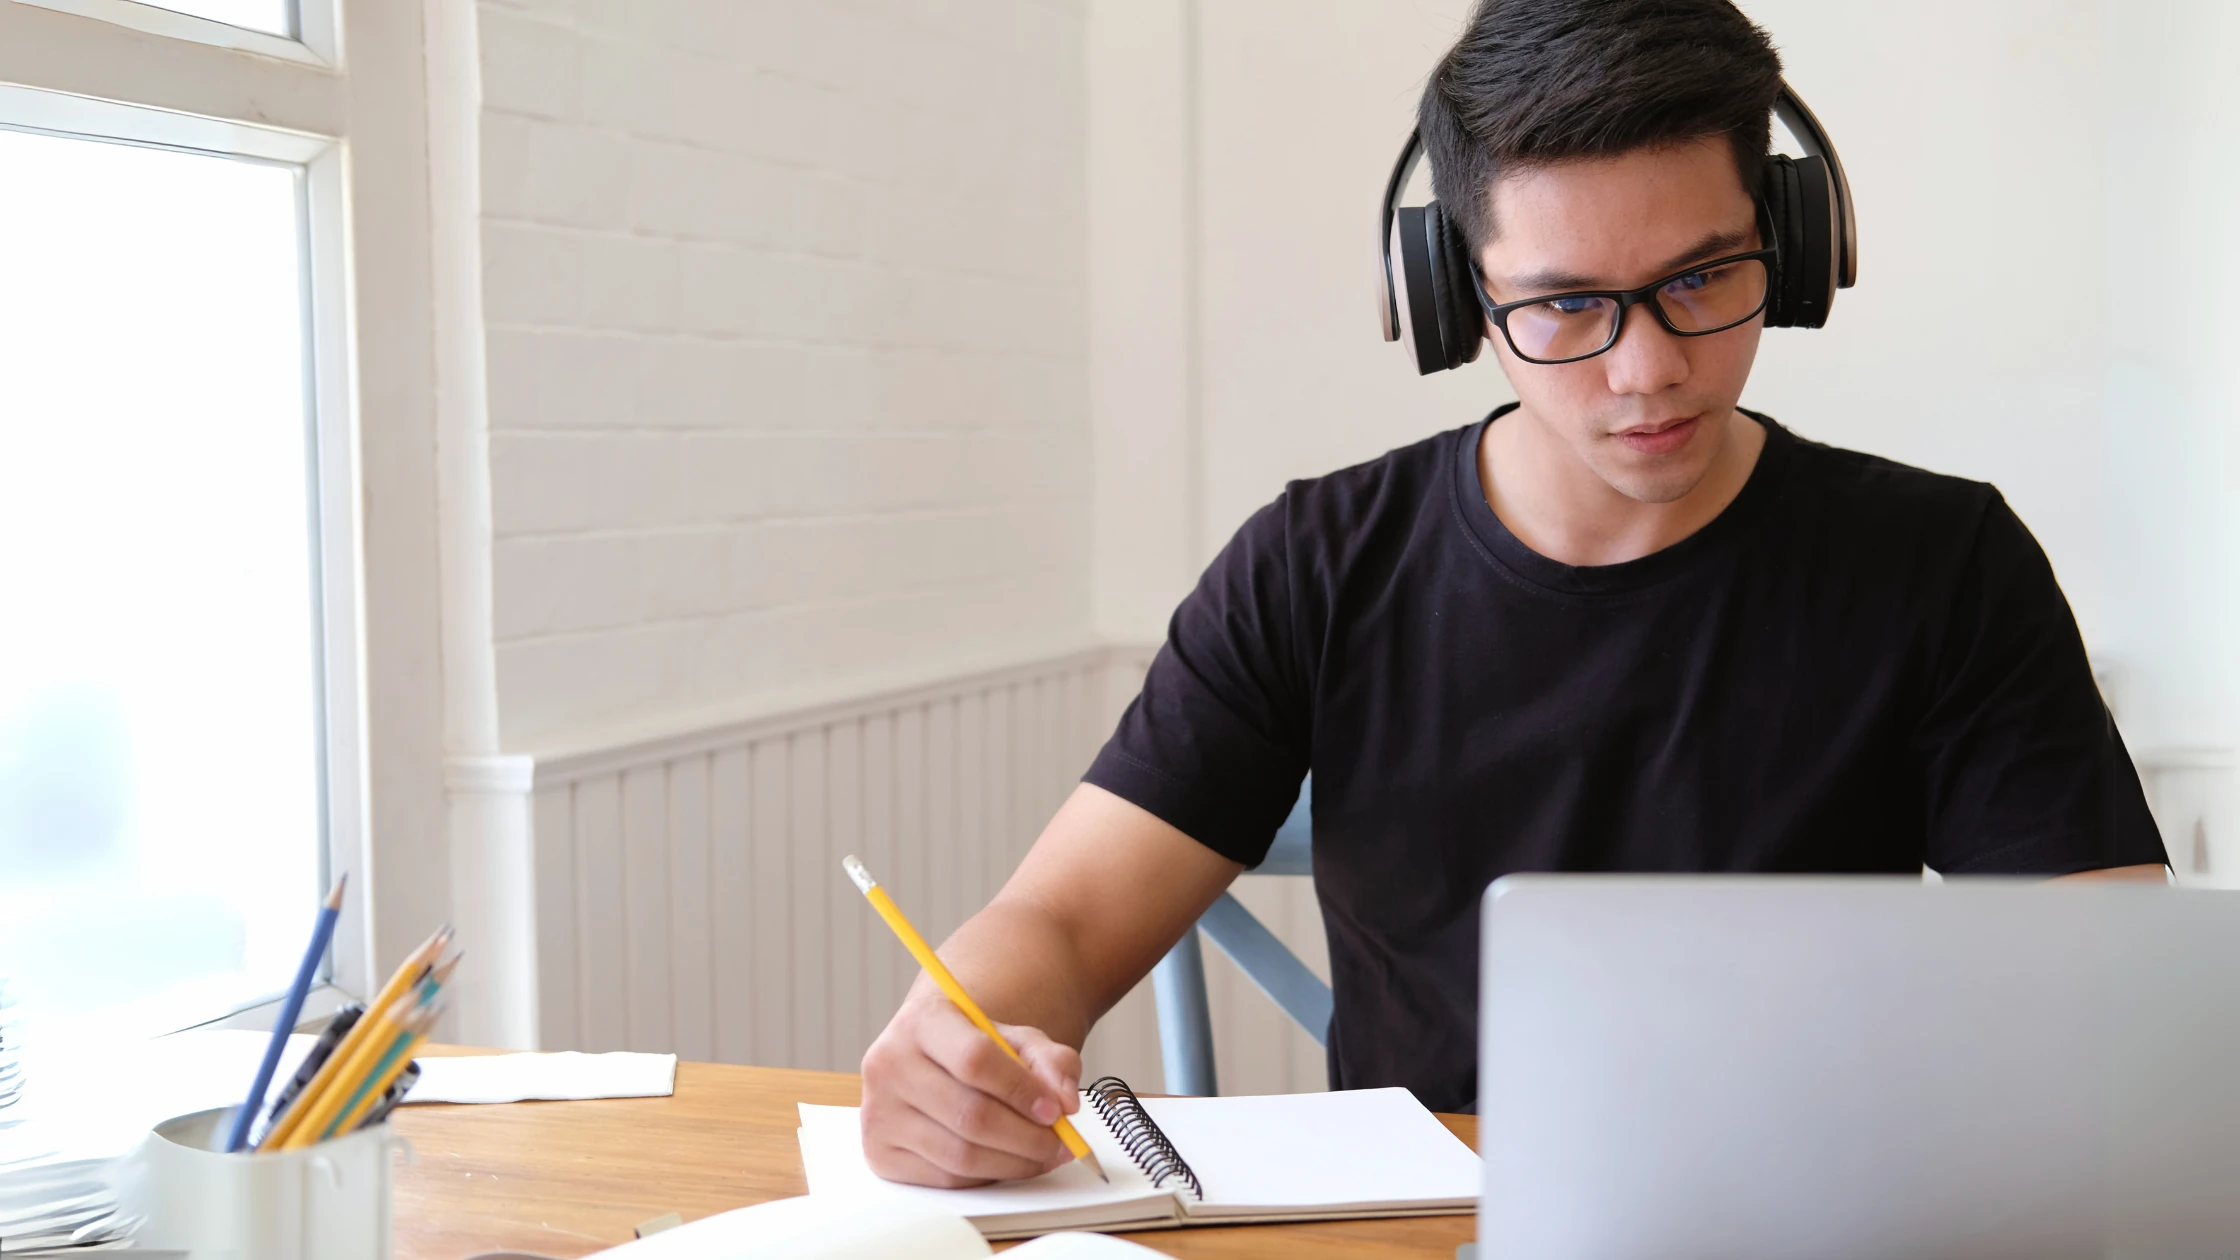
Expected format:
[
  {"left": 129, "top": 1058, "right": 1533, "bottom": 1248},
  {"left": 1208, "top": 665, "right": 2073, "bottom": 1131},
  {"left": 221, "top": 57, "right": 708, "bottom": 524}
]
[
  {"left": 580, "top": 1196, "right": 1176, "bottom": 1259},
  {"left": 585, "top": 1195, "right": 992, "bottom": 1259},
  {"left": 403, "top": 1051, "right": 677, "bottom": 1104},
  {"left": 14, "top": 1031, "right": 676, "bottom": 1148}
]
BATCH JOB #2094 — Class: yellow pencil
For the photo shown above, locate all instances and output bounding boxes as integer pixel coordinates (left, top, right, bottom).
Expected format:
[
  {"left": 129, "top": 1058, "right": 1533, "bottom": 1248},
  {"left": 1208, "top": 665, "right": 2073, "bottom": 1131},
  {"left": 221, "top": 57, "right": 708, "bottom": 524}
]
[
  {"left": 258, "top": 923, "right": 451, "bottom": 1150},
  {"left": 265, "top": 946, "right": 456, "bottom": 1151},
  {"left": 841, "top": 855, "right": 1107, "bottom": 1182},
  {"left": 276, "top": 954, "right": 458, "bottom": 1151},
  {"left": 258, "top": 927, "right": 449, "bottom": 1149},
  {"left": 270, "top": 987, "right": 417, "bottom": 1150},
  {"left": 320, "top": 1001, "right": 440, "bottom": 1139}
]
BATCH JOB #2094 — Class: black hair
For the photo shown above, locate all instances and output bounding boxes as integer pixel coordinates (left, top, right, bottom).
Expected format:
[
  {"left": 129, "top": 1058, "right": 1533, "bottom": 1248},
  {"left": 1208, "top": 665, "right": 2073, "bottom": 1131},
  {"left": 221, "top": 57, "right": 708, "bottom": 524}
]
[{"left": 1419, "top": 0, "right": 1784, "bottom": 250}]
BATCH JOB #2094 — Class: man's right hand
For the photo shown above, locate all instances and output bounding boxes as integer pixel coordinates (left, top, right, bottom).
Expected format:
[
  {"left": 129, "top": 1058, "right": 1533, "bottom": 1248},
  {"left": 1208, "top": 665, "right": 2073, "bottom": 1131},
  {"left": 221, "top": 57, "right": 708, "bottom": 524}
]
[{"left": 859, "top": 991, "right": 1085, "bottom": 1188}]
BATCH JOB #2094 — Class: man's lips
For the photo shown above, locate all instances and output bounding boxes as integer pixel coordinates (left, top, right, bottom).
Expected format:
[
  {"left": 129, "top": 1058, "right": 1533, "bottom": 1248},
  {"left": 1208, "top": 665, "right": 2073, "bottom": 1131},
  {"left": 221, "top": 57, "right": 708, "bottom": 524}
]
[{"left": 1612, "top": 412, "right": 1702, "bottom": 456}]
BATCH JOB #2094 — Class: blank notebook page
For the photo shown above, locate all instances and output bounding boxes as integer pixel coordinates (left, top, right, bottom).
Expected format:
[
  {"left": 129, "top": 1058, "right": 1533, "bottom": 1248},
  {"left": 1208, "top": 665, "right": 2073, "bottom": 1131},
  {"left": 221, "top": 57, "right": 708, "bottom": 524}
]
[
  {"left": 1140, "top": 1088, "right": 1481, "bottom": 1216},
  {"left": 796, "top": 1102, "right": 1179, "bottom": 1233}
]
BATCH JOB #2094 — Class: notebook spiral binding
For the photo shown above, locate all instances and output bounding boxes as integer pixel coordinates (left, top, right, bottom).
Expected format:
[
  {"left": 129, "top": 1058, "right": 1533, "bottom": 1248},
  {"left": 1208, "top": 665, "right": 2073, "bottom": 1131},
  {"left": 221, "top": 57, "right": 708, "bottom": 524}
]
[{"left": 1084, "top": 1076, "right": 1202, "bottom": 1200}]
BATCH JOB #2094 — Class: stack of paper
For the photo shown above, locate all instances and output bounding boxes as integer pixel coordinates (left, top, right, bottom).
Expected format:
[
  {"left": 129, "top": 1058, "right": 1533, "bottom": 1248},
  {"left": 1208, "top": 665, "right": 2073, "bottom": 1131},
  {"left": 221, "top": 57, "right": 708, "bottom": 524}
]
[
  {"left": 0, "top": 979, "right": 22, "bottom": 1130},
  {"left": 0, "top": 993, "right": 133, "bottom": 1254},
  {"left": 0, "top": 1146, "right": 129, "bottom": 1253}
]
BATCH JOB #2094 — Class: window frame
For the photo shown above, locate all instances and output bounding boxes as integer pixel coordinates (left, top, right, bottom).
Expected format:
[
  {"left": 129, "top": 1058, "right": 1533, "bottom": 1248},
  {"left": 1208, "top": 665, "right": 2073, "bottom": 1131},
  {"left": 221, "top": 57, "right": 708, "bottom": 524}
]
[
  {"left": 12, "top": 0, "right": 334, "bottom": 68},
  {"left": 0, "top": 0, "right": 429, "bottom": 1030}
]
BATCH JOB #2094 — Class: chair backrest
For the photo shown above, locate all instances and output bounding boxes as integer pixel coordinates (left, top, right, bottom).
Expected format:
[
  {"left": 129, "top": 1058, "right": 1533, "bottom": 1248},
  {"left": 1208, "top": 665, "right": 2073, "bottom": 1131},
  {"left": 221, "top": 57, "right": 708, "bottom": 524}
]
[{"left": 1150, "top": 779, "right": 1331, "bottom": 1095}]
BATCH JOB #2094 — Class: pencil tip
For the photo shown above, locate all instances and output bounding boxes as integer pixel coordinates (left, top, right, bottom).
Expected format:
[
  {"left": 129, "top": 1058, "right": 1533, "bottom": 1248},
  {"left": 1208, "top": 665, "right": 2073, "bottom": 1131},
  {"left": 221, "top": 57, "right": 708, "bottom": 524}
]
[
  {"left": 1082, "top": 1150, "right": 1109, "bottom": 1183},
  {"left": 326, "top": 874, "right": 349, "bottom": 909},
  {"left": 428, "top": 951, "right": 464, "bottom": 987}
]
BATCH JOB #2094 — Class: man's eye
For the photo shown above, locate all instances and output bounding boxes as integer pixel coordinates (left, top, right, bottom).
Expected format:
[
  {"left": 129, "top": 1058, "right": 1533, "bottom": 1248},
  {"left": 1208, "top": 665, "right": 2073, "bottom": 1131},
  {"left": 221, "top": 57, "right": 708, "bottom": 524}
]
[
  {"left": 1667, "top": 270, "right": 1712, "bottom": 293},
  {"left": 1546, "top": 296, "right": 1602, "bottom": 316}
]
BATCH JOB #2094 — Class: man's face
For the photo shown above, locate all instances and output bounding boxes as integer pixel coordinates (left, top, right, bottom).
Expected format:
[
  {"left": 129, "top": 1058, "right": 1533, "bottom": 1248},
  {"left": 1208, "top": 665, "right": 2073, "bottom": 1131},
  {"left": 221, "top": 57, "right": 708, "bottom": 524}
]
[{"left": 1475, "top": 137, "right": 1764, "bottom": 504}]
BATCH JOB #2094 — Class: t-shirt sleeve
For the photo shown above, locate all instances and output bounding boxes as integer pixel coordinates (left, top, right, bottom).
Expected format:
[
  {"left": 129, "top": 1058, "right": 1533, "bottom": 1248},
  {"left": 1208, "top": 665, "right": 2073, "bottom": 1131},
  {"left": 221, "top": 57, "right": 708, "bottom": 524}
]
[
  {"left": 1916, "top": 493, "right": 2168, "bottom": 875},
  {"left": 1083, "top": 495, "right": 1311, "bottom": 868}
]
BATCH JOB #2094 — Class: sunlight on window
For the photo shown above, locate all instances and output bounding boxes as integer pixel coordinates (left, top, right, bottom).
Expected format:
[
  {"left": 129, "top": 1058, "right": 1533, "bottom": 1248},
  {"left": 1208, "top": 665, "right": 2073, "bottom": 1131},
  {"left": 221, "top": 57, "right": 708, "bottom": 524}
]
[
  {"left": 137, "top": 0, "right": 294, "bottom": 37},
  {"left": 0, "top": 127, "right": 324, "bottom": 1040}
]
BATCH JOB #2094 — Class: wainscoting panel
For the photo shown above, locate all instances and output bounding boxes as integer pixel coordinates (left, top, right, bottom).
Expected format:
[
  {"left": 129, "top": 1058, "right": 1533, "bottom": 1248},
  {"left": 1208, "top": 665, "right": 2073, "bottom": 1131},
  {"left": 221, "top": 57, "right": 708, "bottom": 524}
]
[{"left": 526, "top": 646, "right": 1230, "bottom": 1090}]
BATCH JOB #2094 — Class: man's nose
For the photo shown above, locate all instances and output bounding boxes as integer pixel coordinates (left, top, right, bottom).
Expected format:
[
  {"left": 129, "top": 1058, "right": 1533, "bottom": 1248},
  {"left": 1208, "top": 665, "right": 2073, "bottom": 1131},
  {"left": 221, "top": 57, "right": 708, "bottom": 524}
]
[{"left": 1600, "top": 303, "right": 1690, "bottom": 396}]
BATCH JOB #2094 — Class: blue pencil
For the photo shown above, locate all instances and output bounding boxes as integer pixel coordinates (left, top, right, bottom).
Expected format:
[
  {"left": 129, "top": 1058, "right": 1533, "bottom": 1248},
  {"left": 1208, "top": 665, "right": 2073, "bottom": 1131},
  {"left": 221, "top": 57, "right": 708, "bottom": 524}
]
[{"left": 224, "top": 874, "right": 347, "bottom": 1153}]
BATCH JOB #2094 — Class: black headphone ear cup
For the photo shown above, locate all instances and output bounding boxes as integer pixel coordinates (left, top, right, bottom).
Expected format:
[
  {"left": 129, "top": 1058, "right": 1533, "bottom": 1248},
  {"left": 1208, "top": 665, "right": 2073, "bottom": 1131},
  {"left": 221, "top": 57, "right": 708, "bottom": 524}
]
[
  {"left": 1761, "top": 153, "right": 1835, "bottom": 329},
  {"left": 1760, "top": 154, "right": 1801, "bottom": 328},
  {"left": 1427, "top": 203, "right": 1483, "bottom": 369},
  {"left": 1394, "top": 202, "right": 1482, "bottom": 375},
  {"left": 1394, "top": 205, "right": 1446, "bottom": 374},
  {"left": 1786, "top": 154, "right": 1835, "bottom": 329}
]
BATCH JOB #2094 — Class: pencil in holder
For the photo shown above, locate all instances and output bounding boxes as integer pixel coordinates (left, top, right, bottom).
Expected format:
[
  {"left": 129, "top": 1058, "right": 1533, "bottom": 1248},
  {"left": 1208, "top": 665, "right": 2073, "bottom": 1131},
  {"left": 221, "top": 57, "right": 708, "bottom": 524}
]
[{"left": 117, "top": 1104, "right": 414, "bottom": 1260}]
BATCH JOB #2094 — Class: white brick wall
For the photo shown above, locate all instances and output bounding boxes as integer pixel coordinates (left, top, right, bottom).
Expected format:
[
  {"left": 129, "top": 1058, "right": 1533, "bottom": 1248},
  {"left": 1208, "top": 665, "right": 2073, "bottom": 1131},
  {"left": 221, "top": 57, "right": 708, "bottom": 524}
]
[{"left": 476, "top": 0, "right": 1091, "bottom": 750}]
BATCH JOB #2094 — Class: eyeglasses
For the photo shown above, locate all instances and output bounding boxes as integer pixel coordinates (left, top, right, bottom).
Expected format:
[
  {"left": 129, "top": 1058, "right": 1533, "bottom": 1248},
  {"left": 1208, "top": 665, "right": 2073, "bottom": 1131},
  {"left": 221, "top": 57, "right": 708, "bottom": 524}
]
[{"left": 1472, "top": 247, "right": 1779, "bottom": 365}]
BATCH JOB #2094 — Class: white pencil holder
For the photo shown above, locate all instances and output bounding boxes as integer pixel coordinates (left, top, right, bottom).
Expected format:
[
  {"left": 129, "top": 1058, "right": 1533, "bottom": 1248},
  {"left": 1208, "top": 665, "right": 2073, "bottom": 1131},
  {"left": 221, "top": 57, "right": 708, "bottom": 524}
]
[{"left": 117, "top": 1105, "right": 414, "bottom": 1260}]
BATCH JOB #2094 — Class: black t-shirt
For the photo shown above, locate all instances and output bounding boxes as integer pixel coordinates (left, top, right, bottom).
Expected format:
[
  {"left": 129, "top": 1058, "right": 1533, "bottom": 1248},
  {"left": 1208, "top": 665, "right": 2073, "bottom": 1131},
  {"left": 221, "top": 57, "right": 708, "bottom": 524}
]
[{"left": 1083, "top": 406, "right": 2167, "bottom": 1112}]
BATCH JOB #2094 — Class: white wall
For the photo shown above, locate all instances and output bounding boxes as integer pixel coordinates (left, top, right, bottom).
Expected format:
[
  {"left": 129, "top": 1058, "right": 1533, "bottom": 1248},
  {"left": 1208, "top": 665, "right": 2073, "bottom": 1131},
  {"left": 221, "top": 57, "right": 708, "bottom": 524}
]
[
  {"left": 1085, "top": 0, "right": 1194, "bottom": 641},
  {"left": 1735, "top": 0, "right": 2240, "bottom": 872},
  {"left": 473, "top": 0, "right": 1094, "bottom": 754},
  {"left": 1193, "top": 0, "right": 1498, "bottom": 563},
  {"left": 2093, "top": 1, "right": 2240, "bottom": 753},
  {"left": 1734, "top": 0, "right": 2240, "bottom": 758},
  {"left": 1091, "top": 0, "right": 1492, "bottom": 641}
]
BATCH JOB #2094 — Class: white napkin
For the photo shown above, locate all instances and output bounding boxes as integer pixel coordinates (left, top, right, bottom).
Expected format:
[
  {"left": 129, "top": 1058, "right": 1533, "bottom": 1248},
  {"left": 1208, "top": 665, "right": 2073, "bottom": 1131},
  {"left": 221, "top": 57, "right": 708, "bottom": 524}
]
[{"left": 404, "top": 1051, "right": 677, "bottom": 1105}]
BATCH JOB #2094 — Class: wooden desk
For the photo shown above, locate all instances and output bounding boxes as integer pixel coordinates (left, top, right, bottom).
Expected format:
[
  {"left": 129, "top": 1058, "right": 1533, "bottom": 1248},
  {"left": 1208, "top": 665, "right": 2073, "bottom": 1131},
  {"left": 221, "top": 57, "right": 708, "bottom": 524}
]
[{"left": 392, "top": 1054, "right": 1475, "bottom": 1259}]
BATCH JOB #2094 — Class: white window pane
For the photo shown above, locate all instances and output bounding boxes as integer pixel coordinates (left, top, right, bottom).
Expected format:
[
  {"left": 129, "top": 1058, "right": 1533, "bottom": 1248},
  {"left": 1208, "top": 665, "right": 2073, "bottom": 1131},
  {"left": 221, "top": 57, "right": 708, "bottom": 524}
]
[
  {"left": 0, "top": 128, "right": 324, "bottom": 1040},
  {"left": 138, "top": 0, "right": 293, "bottom": 37}
]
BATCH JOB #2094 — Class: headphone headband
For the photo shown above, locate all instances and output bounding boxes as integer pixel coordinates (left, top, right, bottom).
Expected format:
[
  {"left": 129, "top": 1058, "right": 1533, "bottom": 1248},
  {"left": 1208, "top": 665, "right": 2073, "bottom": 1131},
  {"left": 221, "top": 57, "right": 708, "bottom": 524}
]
[
  {"left": 1769, "top": 86, "right": 1857, "bottom": 289},
  {"left": 1377, "top": 83, "right": 1855, "bottom": 353},
  {"left": 1375, "top": 131, "right": 1425, "bottom": 344}
]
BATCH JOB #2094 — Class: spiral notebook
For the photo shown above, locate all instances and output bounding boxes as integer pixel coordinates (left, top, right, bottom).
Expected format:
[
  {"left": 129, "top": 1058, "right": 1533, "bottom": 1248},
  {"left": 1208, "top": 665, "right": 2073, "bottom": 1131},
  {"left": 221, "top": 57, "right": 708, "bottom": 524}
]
[{"left": 796, "top": 1077, "right": 1480, "bottom": 1239}]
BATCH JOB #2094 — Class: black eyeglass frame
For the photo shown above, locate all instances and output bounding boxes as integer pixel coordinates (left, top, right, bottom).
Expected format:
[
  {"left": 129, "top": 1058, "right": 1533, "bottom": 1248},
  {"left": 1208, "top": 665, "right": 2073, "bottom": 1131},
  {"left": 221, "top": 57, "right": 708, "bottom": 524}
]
[{"left": 1471, "top": 245, "right": 1781, "bottom": 366}]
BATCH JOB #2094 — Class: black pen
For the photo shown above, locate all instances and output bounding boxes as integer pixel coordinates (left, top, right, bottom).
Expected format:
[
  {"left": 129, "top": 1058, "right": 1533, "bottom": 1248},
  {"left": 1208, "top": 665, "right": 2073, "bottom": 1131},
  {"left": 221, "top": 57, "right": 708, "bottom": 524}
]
[
  {"left": 356, "top": 1059, "right": 422, "bottom": 1129},
  {"left": 261, "top": 1003, "right": 365, "bottom": 1137}
]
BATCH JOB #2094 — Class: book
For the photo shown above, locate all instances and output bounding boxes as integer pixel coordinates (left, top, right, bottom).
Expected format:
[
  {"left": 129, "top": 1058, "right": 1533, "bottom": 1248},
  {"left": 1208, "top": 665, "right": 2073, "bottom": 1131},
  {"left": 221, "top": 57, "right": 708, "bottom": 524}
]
[
  {"left": 796, "top": 1076, "right": 1480, "bottom": 1239},
  {"left": 588, "top": 1193, "right": 1167, "bottom": 1258}
]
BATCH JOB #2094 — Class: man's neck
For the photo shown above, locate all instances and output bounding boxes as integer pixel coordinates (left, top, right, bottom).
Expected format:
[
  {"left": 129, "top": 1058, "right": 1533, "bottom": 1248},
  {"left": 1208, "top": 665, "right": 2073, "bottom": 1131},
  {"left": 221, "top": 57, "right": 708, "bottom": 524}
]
[{"left": 1478, "top": 406, "right": 1766, "bottom": 567}]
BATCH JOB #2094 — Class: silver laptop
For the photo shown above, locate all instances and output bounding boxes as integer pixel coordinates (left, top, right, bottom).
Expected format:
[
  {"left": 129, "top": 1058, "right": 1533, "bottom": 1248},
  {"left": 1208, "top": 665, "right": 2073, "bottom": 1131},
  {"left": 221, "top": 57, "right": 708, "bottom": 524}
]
[{"left": 1477, "top": 876, "right": 2240, "bottom": 1259}]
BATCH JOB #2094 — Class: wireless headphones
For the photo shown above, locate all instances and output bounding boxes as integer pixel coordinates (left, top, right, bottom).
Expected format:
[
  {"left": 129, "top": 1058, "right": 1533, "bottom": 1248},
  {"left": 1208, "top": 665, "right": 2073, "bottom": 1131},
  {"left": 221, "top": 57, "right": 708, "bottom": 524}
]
[{"left": 1376, "top": 83, "right": 1858, "bottom": 375}]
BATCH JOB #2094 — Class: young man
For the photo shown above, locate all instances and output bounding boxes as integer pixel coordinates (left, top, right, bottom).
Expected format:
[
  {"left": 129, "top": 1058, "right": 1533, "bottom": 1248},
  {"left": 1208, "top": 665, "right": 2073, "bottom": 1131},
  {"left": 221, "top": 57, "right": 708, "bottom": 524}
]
[{"left": 859, "top": 0, "right": 2169, "bottom": 1188}]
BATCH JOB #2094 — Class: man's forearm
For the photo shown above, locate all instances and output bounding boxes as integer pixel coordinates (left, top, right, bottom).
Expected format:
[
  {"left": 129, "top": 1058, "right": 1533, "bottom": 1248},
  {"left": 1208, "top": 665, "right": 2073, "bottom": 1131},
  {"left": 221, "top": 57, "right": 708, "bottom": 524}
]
[
  {"left": 892, "top": 784, "right": 1244, "bottom": 1053},
  {"left": 857, "top": 787, "right": 1243, "bottom": 1188},
  {"left": 916, "top": 896, "right": 1099, "bottom": 1048}
]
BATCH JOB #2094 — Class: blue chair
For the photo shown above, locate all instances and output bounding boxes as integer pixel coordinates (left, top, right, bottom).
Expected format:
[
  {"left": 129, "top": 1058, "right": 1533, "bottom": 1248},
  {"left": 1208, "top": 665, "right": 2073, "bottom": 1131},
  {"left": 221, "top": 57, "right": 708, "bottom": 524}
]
[{"left": 1149, "top": 780, "right": 1331, "bottom": 1095}]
